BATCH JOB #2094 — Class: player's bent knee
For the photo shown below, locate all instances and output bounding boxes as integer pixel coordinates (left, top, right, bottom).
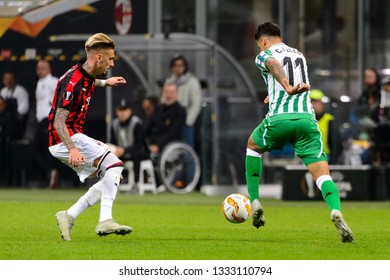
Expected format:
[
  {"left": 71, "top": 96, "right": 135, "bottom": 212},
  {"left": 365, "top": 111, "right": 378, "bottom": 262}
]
[
  {"left": 97, "top": 150, "right": 124, "bottom": 177},
  {"left": 247, "top": 136, "right": 264, "bottom": 155}
]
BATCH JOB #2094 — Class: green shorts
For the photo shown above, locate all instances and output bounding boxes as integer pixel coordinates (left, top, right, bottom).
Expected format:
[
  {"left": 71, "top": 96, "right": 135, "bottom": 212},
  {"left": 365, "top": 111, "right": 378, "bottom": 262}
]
[{"left": 251, "top": 116, "right": 327, "bottom": 166}]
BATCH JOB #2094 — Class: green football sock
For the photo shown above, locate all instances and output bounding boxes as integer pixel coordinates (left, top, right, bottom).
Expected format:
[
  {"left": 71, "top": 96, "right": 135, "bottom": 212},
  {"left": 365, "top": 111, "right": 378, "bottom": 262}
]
[
  {"left": 320, "top": 180, "right": 341, "bottom": 211},
  {"left": 245, "top": 155, "right": 262, "bottom": 202}
]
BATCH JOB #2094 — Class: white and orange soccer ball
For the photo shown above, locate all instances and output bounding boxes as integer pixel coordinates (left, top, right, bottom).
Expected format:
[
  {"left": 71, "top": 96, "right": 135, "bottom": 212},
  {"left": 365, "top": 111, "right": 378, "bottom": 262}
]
[{"left": 222, "top": 193, "right": 251, "bottom": 223}]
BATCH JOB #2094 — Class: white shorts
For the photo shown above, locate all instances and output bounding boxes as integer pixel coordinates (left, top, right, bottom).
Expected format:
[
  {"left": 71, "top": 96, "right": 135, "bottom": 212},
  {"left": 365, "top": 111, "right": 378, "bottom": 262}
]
[{"left": 48, "top": 133, "right": 109, "bottom": 183}]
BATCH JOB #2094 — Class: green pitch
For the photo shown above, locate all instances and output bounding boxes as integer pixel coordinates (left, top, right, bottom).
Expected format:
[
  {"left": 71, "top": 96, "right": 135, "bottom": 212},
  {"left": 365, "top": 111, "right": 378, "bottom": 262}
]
[{"left": 0, "top": 188, "right": 389, "bottom": 260}]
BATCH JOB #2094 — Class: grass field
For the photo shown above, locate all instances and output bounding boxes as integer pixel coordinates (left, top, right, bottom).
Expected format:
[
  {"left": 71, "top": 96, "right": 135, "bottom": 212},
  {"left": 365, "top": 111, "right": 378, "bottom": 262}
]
[{"left": 0, "top": 188, "right": 389, "bottom": 260}]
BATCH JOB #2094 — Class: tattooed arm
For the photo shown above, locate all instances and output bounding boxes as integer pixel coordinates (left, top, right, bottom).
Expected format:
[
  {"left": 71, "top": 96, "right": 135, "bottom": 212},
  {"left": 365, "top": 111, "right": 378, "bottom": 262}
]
[
  {"left": 53, "top": 108, "right": 84, "bottom": 167},
  {"left": 266, "top": 57, "right": 310, "bottom": 95},
  {"left": 54, "top": 108, "right": 74, "bottom": 150}
]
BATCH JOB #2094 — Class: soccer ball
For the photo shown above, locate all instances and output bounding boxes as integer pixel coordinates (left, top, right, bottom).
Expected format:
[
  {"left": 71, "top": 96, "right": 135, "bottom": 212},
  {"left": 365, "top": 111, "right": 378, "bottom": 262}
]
[{"left": 222, "top": 193, "right": 251, "bottom": 223}]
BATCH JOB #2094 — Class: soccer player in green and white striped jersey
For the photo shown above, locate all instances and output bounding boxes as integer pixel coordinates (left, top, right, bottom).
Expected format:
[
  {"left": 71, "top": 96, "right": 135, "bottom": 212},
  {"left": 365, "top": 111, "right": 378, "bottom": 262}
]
[
  {"left": 246, "top": 22, "right": 354, "bottom": 243},
  {"left": 255, "top": 43, "right": 313, "bottom": 120}
]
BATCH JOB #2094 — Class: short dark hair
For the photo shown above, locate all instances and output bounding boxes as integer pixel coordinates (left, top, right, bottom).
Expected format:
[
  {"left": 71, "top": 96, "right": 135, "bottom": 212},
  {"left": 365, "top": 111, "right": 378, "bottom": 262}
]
[
  {"left": 3, "top": 70, "right": 16, "bottom": 78},
  {"left": 144, "top": 96, "right": 160, "bottom": 107},
  {"left": 254, "top": 22, "right": 281, "bottom": 41}
]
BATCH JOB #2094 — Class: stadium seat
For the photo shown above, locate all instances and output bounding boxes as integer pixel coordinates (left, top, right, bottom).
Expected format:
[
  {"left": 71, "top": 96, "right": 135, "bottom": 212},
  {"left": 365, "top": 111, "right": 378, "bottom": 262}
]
[
  {"left": 138, "top": 160, "right": 157, "bottom": 195},
  {"left": 121, "top": 161, "right": 135, "bottom": 192},
  {"left": 121, "top": 160, "right": 157, "bottom": 195}
]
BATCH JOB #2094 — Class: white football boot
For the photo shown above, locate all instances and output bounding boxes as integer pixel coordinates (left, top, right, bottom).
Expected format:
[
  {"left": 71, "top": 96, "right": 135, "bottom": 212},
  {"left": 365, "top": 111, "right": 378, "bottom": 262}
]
[
  {"left": 96, "top": 219, "right": 132, "bottom": 236},
  {"left": 331, "top": 209, "right": 354, "bottom": 243},
  {"left": 251, "top": 199, "right": 265, "bottom": 229},
  {"left": 55, "top": 211, "right": 74, "bottom": 241}
]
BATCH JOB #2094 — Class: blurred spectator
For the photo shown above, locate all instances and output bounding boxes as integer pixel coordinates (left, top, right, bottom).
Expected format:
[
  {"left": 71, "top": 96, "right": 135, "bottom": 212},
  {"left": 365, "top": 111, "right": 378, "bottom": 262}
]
[
  {"left": 0, "top": 70, "right": 29, "bottom": 138},
  {"left": 108, "top": 99, "right": 149, "bottom": 183},
  {"left": 142, "top": 95, "right": 160, "bottom": 116},
  {"left": 165, "top": 54, "right": 202, "bottom": 148},
  {"left": 379, "top": 76, "right": 390, "bottom": 124},
  {"left": 141, "top": 95, "right": 160, "bottom": 135},
  {"left": 373, "top": 77, "right": 390, "bottom": 165},
  {"left": 144, "top": 82, "right": 186, "bottom": 156},
  {"left": 345, "top": 68, "right": 383, "bottom": 165},
  {"left": 0, "top": 96, "right": 17, "bottom": 184},
  {"left": 35, "top": 60, "right": 58, "bottom": 128},
  {"left": 359, "top": 68, "right": 381, "bottom": 123},
  {"left": 310, "top": 89, "right": 335, "bottom": 161},
  {"left": 32, "top": 60, "right": 60, "bottom": 188}
]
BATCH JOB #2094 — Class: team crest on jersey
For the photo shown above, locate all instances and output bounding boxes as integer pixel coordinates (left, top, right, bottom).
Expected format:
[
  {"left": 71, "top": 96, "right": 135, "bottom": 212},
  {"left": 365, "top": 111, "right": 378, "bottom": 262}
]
[{"left": 63, "top": 91, "right": 73, "bottom": 101}]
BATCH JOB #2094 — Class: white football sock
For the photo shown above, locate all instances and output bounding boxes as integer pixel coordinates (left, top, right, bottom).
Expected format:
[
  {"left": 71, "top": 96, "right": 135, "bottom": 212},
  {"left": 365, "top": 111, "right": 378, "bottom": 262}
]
[
  {"left": 99, "top": 167, "right": 123, "bottom": 221},
  {"left": 67, "top": 181, "right": 103, "bottom": 219}
]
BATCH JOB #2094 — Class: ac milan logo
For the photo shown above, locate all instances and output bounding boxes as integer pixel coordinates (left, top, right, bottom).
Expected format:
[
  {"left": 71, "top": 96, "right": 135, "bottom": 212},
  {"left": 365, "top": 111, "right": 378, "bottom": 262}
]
[{"left": 114, "top": 0, "right": 132, "bottom": 35}]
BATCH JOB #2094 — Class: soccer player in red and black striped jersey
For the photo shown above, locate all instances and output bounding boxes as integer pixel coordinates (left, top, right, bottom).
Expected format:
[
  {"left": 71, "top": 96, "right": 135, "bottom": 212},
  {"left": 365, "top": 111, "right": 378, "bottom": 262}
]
[{"left": 49, "top": 33, "right": 132, "bottom": 241}]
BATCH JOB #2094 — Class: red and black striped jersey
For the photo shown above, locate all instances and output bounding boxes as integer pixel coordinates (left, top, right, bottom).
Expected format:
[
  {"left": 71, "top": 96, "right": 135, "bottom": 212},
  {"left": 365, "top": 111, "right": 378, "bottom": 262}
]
[{"left": 48, "top": 60, "right": 96, "bottom": 146}]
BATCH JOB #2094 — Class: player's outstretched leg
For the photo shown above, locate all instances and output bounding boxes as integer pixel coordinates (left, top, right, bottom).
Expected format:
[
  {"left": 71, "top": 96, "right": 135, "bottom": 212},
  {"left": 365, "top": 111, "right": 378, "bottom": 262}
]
[
  {"left": 331, "top": 209, "right": 354, "bottom": 243},
  {"left": 251, "top": 199, "right": 265, "bottom": 229},
  {"left": 96, "top": 219, "right": 132, "bottom": 236},
  {"left": 55, "top": 211, "right": 74, "bottom": 241}
]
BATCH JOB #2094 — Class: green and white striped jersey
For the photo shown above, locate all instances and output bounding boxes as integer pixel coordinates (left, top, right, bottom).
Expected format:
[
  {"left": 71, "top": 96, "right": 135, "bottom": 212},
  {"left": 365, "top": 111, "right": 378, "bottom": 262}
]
[{"left": 255, "top": 43, "right": 315, "bottom": 121}]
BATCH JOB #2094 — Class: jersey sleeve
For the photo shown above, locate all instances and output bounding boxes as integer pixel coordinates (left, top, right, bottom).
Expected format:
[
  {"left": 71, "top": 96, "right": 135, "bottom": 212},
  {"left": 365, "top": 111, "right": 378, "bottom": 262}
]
[
  {"left": 255, "top": 50, "right": 272, "bottom": 72},
  {"left": 56, "top": 77, "right": 77, "bottom": 111}
]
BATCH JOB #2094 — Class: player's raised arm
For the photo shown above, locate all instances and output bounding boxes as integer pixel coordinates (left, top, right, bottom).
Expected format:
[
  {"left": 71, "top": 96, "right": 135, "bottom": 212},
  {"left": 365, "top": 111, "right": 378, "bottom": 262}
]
[
  {"left": 265, "top": 57, "right": 310, "bottom": 95},
  {"left": 95, "top": 77, "right": 127, "bottom": 87}
]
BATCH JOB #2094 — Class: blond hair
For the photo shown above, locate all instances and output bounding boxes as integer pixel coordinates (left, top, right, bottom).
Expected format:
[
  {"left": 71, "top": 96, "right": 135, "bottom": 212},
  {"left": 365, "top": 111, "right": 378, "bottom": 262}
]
[{"left": 85, "top": 33, "right": 115, "bottom": 54}]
